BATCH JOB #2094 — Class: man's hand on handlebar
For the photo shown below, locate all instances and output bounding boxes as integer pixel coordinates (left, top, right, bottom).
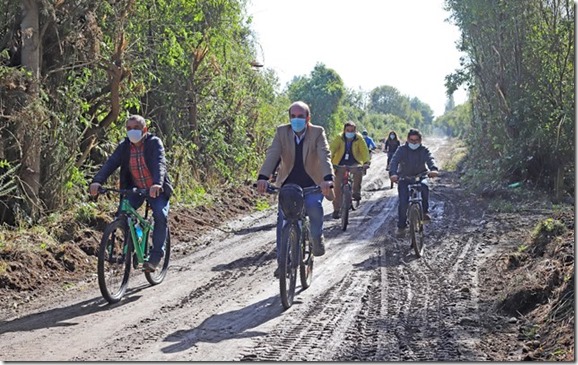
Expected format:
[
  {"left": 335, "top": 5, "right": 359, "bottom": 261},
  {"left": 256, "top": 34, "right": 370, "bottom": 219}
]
[
  {"left": 427, "top": 171, "right": 439, "bottom": 178},
  {"left": 256, "top": 179, "right": 269, "bottom": 194},
  {"left": 149, "top": 184, "right": 163, "bottom": 198},
  {"left": 89, "top": 182, "right": 101, "bottom": 196},
  {"left": 319, "top": 180, "right": 333, "bottom": 198}
]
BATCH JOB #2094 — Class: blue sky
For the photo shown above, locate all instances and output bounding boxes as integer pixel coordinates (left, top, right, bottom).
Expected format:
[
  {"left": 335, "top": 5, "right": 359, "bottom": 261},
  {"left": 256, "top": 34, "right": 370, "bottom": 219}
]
[{"left": 247, "top": 0, "right": 468, "bottom": 117}]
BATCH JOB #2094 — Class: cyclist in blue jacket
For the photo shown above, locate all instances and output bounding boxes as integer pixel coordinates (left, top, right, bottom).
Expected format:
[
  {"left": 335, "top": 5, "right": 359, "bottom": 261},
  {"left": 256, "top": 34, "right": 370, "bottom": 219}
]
[{"left": 362, "top": 130, "right": 377, "bottom": 151}]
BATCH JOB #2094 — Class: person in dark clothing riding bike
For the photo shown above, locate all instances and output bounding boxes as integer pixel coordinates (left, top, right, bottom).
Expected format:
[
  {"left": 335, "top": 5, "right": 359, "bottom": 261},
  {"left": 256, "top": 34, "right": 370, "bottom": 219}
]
[
  {"left": 384, "top": 130, "right": 401, "bottom": 170},
  {"left": 389, "top": 128, "right": 439, "bottom": 236},
  {"left": 89, "top": 114, "right": 173, "bottom": 272}
]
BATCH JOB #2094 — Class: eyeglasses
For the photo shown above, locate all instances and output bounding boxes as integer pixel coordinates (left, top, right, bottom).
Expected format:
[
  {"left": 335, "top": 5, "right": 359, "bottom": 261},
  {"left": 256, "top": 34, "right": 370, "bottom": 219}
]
[
  {"left": 290, "top": 114, "right": 306, "bottom": 119},
  {"left": 408, "top": 138, "right": 420, "bottom": 143}
]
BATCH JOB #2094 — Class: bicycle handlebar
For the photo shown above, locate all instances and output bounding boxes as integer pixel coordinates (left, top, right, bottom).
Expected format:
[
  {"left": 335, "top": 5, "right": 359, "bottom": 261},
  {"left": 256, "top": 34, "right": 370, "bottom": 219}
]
[
  {"left": 253, "top": 183, "right": 327, "bottom": 195},
  {"left": 97, "top": 186, "right": 150, "bottom": 196},
  {"left": 398, "top": 172, "right": 431, "bottom": 183},
  {"left": 333, "top": 165, "right": 367, "bottom": 172}
]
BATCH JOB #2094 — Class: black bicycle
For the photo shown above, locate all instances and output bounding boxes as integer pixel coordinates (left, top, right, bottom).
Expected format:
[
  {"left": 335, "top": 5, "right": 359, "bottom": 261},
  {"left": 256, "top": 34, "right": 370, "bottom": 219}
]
[
  {"left": 95, "top": 187, "right": 171, "bottom": 303},
  {"left": 261, "top": 183, "right": 317, "bottom": 309},
  {"left": 399, "top": 173, "right": 429, "bottom": 257},
  {"left": 334, "top": 165, "right": 365, "bottom": 231}
]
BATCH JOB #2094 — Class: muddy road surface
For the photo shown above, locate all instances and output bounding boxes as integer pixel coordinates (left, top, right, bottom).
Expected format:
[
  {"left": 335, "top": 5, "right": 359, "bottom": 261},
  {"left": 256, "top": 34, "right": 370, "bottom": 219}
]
[{"left": 0, "top": 138, "right": 522, "bottom": 361}]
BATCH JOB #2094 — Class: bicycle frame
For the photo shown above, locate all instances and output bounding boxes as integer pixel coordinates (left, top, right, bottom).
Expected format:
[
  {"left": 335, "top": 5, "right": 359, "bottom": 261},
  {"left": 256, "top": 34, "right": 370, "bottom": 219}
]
[
  {"left": 104, "top": 188, "right": 153, "bottom": 264},
  {"left": 334, "top": 165, "right": 365, "bottom": 206},
  {"left": 261, "top": 183, "right": 318, "bottom": 309},
  {"left": 399, "top": 174, "right": 428, "bottom": 257},
  {"left": 400, "top": 174, "right": 428, "bottom": 211}
]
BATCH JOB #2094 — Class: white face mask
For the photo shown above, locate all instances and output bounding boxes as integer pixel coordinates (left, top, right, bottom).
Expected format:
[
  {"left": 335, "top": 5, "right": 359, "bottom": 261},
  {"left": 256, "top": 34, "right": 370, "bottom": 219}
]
[
  {"left": 127, "top": 129, "right": 144, "bottom": 143},
  {"left": 408, "top": 142, "right": 421, "bottom": 150}
]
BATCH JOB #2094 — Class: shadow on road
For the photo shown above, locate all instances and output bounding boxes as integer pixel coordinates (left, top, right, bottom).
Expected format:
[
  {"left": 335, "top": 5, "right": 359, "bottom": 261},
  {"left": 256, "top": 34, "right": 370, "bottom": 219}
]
[
  {"left": 233, "top": 222, "right": 276, "bottom": 235},
  {"left": 0, "top": 285, "right": 149, "bottom": 334},
  {"left": 161, "top": 296, "right": 281, "bottom": 354},
  {"left": 211, "top": 250, "right": 276, "bottom": 272}
]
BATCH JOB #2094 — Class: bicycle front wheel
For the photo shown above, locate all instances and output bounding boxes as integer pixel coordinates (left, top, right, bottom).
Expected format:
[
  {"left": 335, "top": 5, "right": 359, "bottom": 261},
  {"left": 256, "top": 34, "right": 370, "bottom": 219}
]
[
  {"left": 145, "top": 227, "right": 171, "bottom": 285},
  {"left": 299, "top": 219, "right": 314, "bottom": 290},
  {"left": 97, "top": 219, "right": 132, "bottom": 304},
  {"left": 279, "top": 224, "right": 299, "bottom": 310},
  {"left": 408, "top": 204, "right": 424, "bottom": 257},
  {"left": 341, "top": 185, "right": 351, "bottom": 231}
]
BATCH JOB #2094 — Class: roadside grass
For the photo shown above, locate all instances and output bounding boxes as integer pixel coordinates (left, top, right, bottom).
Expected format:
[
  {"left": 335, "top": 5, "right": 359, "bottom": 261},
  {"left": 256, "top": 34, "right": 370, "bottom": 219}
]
[
  {"left": 442, "top": 140, "right": 467, "bottom": 172},
  {"left": 495, "top": 208, "right": 574, "bottom": 360}
]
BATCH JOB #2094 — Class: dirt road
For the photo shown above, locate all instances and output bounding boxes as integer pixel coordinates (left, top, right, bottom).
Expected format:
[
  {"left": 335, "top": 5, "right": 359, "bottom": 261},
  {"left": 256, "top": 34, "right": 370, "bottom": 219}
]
[{"left": 0, "top": 138, "right": 542, "bottom": 361}]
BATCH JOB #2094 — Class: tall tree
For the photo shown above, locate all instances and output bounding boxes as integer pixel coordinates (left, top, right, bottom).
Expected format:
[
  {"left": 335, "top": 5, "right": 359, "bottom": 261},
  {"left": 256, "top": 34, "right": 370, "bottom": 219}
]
[
  {"left": 18, "top": 0, "right": 41, "bottom": 219},
  {"left": 287, "top": 63, "right": 345, "bottom": 135},
  {"left": 445, "top": 0, "right": 574, "bottom": 197}
]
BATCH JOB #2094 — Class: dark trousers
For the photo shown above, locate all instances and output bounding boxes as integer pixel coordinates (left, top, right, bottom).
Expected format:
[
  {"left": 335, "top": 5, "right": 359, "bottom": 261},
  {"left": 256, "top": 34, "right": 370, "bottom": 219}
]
[
  {"left": 397, "top": 180, "right": 429, "bottom": 228},
  {"left": 128, "top": 194, "right": 170, "bottom": 263}
]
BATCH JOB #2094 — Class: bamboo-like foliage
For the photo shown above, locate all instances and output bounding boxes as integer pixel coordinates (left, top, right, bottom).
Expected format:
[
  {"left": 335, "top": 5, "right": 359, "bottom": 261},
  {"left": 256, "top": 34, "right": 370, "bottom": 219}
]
[
  {"left": 445, "top": 0, "right": 574, "bottom": 197},
  {"left": 0, "top": 0, "right": 284, "bottom": 223}
]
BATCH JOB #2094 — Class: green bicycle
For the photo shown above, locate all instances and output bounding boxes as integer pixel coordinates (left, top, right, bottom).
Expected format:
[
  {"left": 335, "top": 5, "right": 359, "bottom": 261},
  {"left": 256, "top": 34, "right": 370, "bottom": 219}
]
[{"left": 96, "top": 187, "right": 171, "bottom": 304}]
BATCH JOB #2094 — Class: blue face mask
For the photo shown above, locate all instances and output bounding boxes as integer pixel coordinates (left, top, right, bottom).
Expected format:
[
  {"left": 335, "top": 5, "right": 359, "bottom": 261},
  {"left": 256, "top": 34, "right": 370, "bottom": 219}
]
[
  {"left": 390, "top": 134, "right": 395, "bottom": 139},
  {"left": 290, "top": 118, "right": 306, "bottom": 132},
  {"left": 408, "top": 143, "right": 421, "bottom": 150},
  {"left": 345, "top": 132, "right": 356, "bottom": 139}
]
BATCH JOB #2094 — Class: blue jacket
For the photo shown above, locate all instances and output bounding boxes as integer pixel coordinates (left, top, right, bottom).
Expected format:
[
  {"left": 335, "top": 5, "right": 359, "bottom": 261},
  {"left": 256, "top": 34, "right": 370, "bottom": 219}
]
[
  {"left": 388, "top": 143, "right": 438, "bottom": 178},
  {"left": 363, "top": 136, "right": 377, "bottom": 150},
  {"left": 92, "top": 134, "right": 173, "bottom": 198}
]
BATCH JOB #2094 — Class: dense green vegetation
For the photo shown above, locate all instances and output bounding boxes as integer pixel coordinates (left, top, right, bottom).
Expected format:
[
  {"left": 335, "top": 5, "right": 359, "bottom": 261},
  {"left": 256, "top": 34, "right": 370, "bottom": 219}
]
[
  {"left": 0, "top": 0, "right": 573, "bottom": 226},
  {"left": 444, "top": 0, "right": 574, "bottom": 199}
]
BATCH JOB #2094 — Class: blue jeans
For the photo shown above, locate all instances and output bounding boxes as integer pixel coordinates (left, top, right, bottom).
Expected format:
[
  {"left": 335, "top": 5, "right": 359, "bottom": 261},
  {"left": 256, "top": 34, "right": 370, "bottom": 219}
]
[
  {"left": 276, "top": 191, "right": 324, "bottom": 264},
  {"left": 128, "top": 194, "right": 170, "bottom": 264},
  {"left": 397, "top": 180, "right": 429, "bottom": 229}
]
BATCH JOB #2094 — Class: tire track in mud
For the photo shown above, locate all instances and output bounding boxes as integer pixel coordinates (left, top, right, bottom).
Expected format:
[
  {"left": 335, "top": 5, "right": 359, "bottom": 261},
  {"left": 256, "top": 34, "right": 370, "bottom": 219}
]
[
  {"left": 73, "top": 225, "right": 283, "bottom": 361},
  {"left": 238, "top": 139, "right": 477, "bottom": 362},
  {"left": 239, "top": 182, "right": 398, "bottom": 361},
  {"left": 46, "top": 138, "right": 494, "bottom": 361},
  {"left": 327, "top": 170, "right": 489, "bottom": 361}
]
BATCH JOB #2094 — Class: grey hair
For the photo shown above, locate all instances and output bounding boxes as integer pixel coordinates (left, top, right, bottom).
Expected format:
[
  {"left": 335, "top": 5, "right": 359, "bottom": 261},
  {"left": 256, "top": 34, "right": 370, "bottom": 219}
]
[
  {"left": 288, "top": 101, "right": 310, "bottom": 117},
  {"left": 126, "top": 114, "right": 146, "bottom": 128}
]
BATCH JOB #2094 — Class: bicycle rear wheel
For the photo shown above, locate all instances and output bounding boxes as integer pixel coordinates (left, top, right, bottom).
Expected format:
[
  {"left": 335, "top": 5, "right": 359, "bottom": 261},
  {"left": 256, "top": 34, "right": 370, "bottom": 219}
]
[
  {"left": 97, "top": 219, "right": 132, "bottom": 304},
  {"left": 408, "top": 204, "right": 424, "bottom": 257},
  {"left": 299, "top": 219, "right": 314, "bottom": 290},
  {"left": 145, "top": 227, "right": 171, "bottom": 285},
  {"left": 341, "top": 185, "right": 351, "bottom": 231},
  {"left": 279, "top": 224, "right": 299, "bottom": 309}
]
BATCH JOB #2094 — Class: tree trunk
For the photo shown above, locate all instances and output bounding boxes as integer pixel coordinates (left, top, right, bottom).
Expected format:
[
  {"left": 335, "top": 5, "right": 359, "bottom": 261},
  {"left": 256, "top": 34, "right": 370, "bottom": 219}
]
[{"left": 19, "top": 0, "right": 42, "bottom": 220}]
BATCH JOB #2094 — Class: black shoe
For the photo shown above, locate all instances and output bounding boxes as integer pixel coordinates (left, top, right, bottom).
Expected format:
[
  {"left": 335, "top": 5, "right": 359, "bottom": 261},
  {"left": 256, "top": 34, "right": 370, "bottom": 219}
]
[
  {"left": 143, "top": 261, "right": 158, "bottom": 272},
  {"left": 274, "top": 267, "right": 280, "bottom": 278},
  {"left": 423, "top": 213, "right": 431, "bottom": 221},
  {"left": 312, "top": 236, "right": 325, "bottom": 256},
  {"left": 395, "top": 226, "right": 406, "bottom": 238},
  {"left": 332, "top": 211, "right": 340, "bottom": 219}
]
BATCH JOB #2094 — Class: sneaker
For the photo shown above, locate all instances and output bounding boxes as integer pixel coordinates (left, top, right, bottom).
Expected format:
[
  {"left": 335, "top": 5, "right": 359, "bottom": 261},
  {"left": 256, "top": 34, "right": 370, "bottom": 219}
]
[
  {"left": 273, "top": 267, "right": 280, "bottom": 278},
  {"left": 312, "top": 236, "right": 326, "bottom": 256},
  {"left": 395, "top": 226, "right": 406, "bottom": 238},
  {"left": 423, "top": 213, "right": 431, "bottom": 221},
  {"left": 332, "top": 210, "right": 341, "bottom": 219}
]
